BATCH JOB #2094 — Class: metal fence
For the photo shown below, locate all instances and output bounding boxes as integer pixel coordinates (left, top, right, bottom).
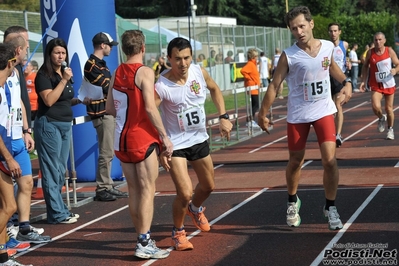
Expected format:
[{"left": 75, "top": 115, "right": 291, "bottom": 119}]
[{"left": 0, "top": 10, "right": 292, "bottom": 91}]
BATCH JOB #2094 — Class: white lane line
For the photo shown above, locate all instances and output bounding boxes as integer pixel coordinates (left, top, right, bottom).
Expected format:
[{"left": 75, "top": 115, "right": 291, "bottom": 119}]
[
  {"left": 394, "top": 161, "right": 399, "bottom": 168},
  {"left": 15, "top": 204, "right": 130, "bottom": 257},
  {"left": 301, "top": 160, "right": 313, "bottom": 168},
  {"left": 249, "top": 135, "right": 287, "bottom": 153},
  {"left": 142, "top": 188, "right": 269, "bottom": 266},
  {"left": 310, "top": 184, "right": 384, "bottom": 266}
]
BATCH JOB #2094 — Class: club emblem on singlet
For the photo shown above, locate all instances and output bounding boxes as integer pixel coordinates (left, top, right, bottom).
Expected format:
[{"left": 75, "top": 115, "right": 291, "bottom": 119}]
[
  {"left": 190, "top": 80, "right": 201, "bottom": 94},
  {"left": 321, "top": 57, "right": 330, "bottom": 70}
]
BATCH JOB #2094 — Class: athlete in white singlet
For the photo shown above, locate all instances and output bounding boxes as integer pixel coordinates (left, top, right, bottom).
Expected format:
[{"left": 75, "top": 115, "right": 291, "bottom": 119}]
[
  {"left": 328, "top": 22, "right": 350, "bottom": 147},
  {"left": 155, "top": 37, "right": 232, "bottom": 251},
  {"left": 258, "top": 6, "right": 352, "bottom": 231}
]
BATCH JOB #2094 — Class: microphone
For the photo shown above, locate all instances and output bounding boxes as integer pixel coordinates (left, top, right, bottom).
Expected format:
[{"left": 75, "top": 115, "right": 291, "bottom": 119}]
[{"left": 61, "top": 61, "right": 74, "bottom": 84}]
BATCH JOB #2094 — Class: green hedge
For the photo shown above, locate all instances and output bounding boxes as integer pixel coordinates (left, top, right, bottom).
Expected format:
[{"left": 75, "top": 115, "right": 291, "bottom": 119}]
[{"left": 313, "top": 12, "right": 397, "bottom": 56}]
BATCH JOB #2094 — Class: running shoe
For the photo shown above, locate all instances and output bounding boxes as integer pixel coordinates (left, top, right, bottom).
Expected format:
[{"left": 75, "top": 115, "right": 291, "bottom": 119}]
[
  {"left": 186, "top": 202, "right": 210, "bottom": 232},
  {"left": 7, "top": 248, "right": 17, "bottom": 257},
  {"left": 286, "top": 197, "right": 301, "bottom": 227},
  {"left": 70, "top": 213, "right": 80, "bottom": 219},
  {"left": 378, "top": 114, "right": 387, "bottom": 132},
  {"left": 59, "top": 216, "right": 77, "bottom": 224},
  {"left": 29, "top": 225, "right": 44, "bottom": 235},
  {"left": 135, "top": 239, "right": 170, "bottom": 259},
  {"left": 16, "top": 232, "right": 51, "bottom": 244},
  {"left": 6, "top": 225, "right": 18, "bottom": 239},
  {"left": 0, "top": 257, "right": 32, "bottom": 266},
  {"left": 251, "top": 120, "right": 260, "bottom": 128},
  {"left": 323, "top": 206, "right": 343, "bottom": 230},
  {"left": 6, "top": 238, "right": 30, "bottom": 252},
  {"left": 335, "top": 134, "right": 343, "bottom": 147},
  {"left": 171, "top": 230, "right": 194, "bottom": 251},
  {"left": 387, "top": 128, "right": 394, "bottom": 140}
]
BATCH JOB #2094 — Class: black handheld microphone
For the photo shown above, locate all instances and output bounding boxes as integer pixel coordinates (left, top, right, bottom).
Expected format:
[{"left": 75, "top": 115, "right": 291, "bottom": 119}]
[{"left": 61, "top": 61, "right": 74, "bottom": 84}]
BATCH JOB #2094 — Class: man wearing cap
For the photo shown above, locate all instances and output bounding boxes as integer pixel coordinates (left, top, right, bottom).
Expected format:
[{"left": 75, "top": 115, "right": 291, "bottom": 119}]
[{"left": 83, "top": 32, "right": 128, "bottom": 201}]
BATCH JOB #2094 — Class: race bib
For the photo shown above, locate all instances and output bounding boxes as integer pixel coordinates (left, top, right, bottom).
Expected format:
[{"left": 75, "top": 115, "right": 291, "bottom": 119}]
[
  {"left": 10, "top": 107, "right": 23, "bottom": 127},
  {"left": 303, "top": 78, "right": 330, "bottom": 101},
  {"left": 177, "top": 106, "right": 206, "bottom": 132}
]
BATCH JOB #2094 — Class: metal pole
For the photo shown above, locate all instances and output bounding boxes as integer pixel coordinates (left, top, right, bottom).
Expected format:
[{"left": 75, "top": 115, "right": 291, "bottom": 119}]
[
  {"left": 157, "top": 18, "right": 162, "bottom": 57},
  {"left": 191, "top": 0, "right": 197, "bottom": 61},
  {"left": 187, "top": 0, "right": 191, "bottom": 40}
]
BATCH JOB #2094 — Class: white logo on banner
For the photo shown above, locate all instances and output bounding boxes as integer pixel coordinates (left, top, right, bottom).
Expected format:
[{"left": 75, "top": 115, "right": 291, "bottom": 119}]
[{"left": 68, "top": 18, "right": 88, "bottom": 80}]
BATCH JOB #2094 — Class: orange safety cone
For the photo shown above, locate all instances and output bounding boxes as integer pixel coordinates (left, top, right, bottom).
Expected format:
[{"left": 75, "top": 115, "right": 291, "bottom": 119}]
[{"left": 32, "top": 170, "right": 44, "bottom": 199}]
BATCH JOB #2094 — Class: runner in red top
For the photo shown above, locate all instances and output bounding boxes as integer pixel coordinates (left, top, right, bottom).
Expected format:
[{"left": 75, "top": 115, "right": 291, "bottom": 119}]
[
  {"left": 360, "top": 32, "right": 399, "bottom": 140},
  {"left": 106, "top": 30, "right": 173, "bottom": 260}
]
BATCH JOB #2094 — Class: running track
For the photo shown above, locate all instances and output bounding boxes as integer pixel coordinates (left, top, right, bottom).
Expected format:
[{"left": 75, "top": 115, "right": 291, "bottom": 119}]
[{"left": 16, "top": 89, "right": 399, "bottom": 266}]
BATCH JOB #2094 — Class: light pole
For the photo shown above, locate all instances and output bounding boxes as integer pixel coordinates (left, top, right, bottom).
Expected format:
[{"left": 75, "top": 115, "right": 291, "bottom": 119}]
[
  {"left": 286, "top": 0, "right": 289, "bottom": 12},
  {"left": 191, "top": 0, "right": 197, "bottom": 61}
]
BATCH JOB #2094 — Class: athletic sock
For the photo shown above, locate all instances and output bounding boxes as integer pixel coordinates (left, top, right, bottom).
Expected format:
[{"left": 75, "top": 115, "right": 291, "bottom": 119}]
[
  {"left": 138, "top": 231, "right": 150, "bottom": 247},
  {"left": 288, "top": 193, "right": 297, "bottom": 203},
  {"left": 325, "top": 199, "right": 335, "bottom": 210},
  {"left": 172, "top": 226, "right": 184, "bottom": 236},
  {"left": 189, "top": 202, "right": 202, "bottom": 212},
  {"left": 19, "top": 221, "right": 30, "bottom": 235}
]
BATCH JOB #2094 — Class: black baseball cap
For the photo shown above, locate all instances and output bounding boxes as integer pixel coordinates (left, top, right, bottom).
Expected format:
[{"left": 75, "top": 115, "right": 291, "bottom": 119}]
[{"left": 92, "top": 32, "right": 118, "bottom": 46}]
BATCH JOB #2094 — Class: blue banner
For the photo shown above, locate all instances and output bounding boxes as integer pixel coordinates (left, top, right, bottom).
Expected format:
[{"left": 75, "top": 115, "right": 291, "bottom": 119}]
[{"left": 40, "top": 0, "right": 122, "bottom": 182}]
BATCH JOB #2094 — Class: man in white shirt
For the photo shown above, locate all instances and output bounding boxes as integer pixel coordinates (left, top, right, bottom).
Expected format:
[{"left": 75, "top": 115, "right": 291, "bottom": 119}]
[
  {"left": 349, "top": 43, "right": 360, "bottom": 92},
  {"left": 259, "top": 52, "right": 271, "bottom": 89}
]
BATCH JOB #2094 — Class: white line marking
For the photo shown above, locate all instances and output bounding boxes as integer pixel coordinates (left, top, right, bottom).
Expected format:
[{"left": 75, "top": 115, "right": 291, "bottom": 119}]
[
  {"left": 142, "top": 188, "right": 269, "bottom": 266},
  {"left": 394, "top": 161, "right": 399, "bottom": 168},
  {"left": 310, "top": 184, "right": 384, "bottom": 266},
  {"left": 83, "top": 232, "right": 102, "bottom": 237}
]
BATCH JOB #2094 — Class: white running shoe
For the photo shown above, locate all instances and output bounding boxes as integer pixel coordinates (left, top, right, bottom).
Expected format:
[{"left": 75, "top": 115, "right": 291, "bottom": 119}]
[
  {"left": 323, "top": 206, "right": 343, "bottom": 230},
  {"left": 286, "top": 197, "right": 301, "bottom": 227},
  {"left": 377, "top": 114, "right": 387, "bottom": 132},
  {"left": 135, "top": 239, "right": 170, "bottom": 259},
  {"left": 386, "top": 128, "right": 394, "bottom": 140},
  {"left": 6, "top": 225, "right": 19, "bottom": 239}
]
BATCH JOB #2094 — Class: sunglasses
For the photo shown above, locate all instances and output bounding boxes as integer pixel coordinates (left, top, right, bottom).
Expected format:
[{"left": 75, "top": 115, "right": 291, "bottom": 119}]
[{"left": 8, "top": 57, "right": 17, "bottom": 64}]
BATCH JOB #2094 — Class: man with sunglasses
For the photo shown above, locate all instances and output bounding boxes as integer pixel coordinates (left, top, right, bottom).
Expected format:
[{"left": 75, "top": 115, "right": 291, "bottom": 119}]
[{"left": 83, "top": 32, "right": 128, "bottom": 201}]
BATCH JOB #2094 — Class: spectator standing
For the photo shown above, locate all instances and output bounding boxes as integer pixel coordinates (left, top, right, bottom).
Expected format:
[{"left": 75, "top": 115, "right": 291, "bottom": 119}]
[
  {"left": 349, "top": 43, "right": 360, "bottom": 92},
  {"left": 224, "top": 50, "right": 234, "bottom": 64},
  {"left": 83, "top": 32, "right": 128, "bottom": 202},
  {"left": 360, "top": 32, "right": 399, "bottom": 140},
  {"left": 154, "top": 55, "right": 170, "bottom": 82},
  {"left": 207, "top": 50, "right": 216, "bottom": 67},
  {"left": 258, "top": 6, "right": 352, "bottom": 231},
  {"left": 34, "top": 38, "right": 81, "bottom": 224},
  {"left": 259, "top": 51, "right": 271, "bottom": 88},
  {"left": 105, "top": 30, "right": 173, "bottom": 259},
  {"left": 24, "top": 59, "right": 39, "bottom": 121},
  {"left": 241, "top": 48, "right": 261, "bottom": 128},
  {"left": 155, "top": 37, "right": 232, "bottom": 251}
]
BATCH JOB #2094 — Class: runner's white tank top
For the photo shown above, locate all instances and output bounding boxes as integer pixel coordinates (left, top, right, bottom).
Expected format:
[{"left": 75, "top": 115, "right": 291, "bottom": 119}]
[
  {"left": 284, "top": 40, "right": 337, "bottom": 123},
  {"left": 6, "top": 70, "right": 23, "bottom": 139},
  {"left": 156, "top": 64, "right": 209, "bottom": 150}
]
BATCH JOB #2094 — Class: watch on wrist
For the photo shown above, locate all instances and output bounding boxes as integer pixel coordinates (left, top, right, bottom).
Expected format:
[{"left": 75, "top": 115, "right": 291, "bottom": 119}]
[
  {"left": 23, "top": 128, "right": 32, "bottom": 134},
  {"left": 219, "top": 113, "right": 229, "bottom": 120},
  {"left": 342, "top": 78, "right": 352, "bottom": 87}
]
